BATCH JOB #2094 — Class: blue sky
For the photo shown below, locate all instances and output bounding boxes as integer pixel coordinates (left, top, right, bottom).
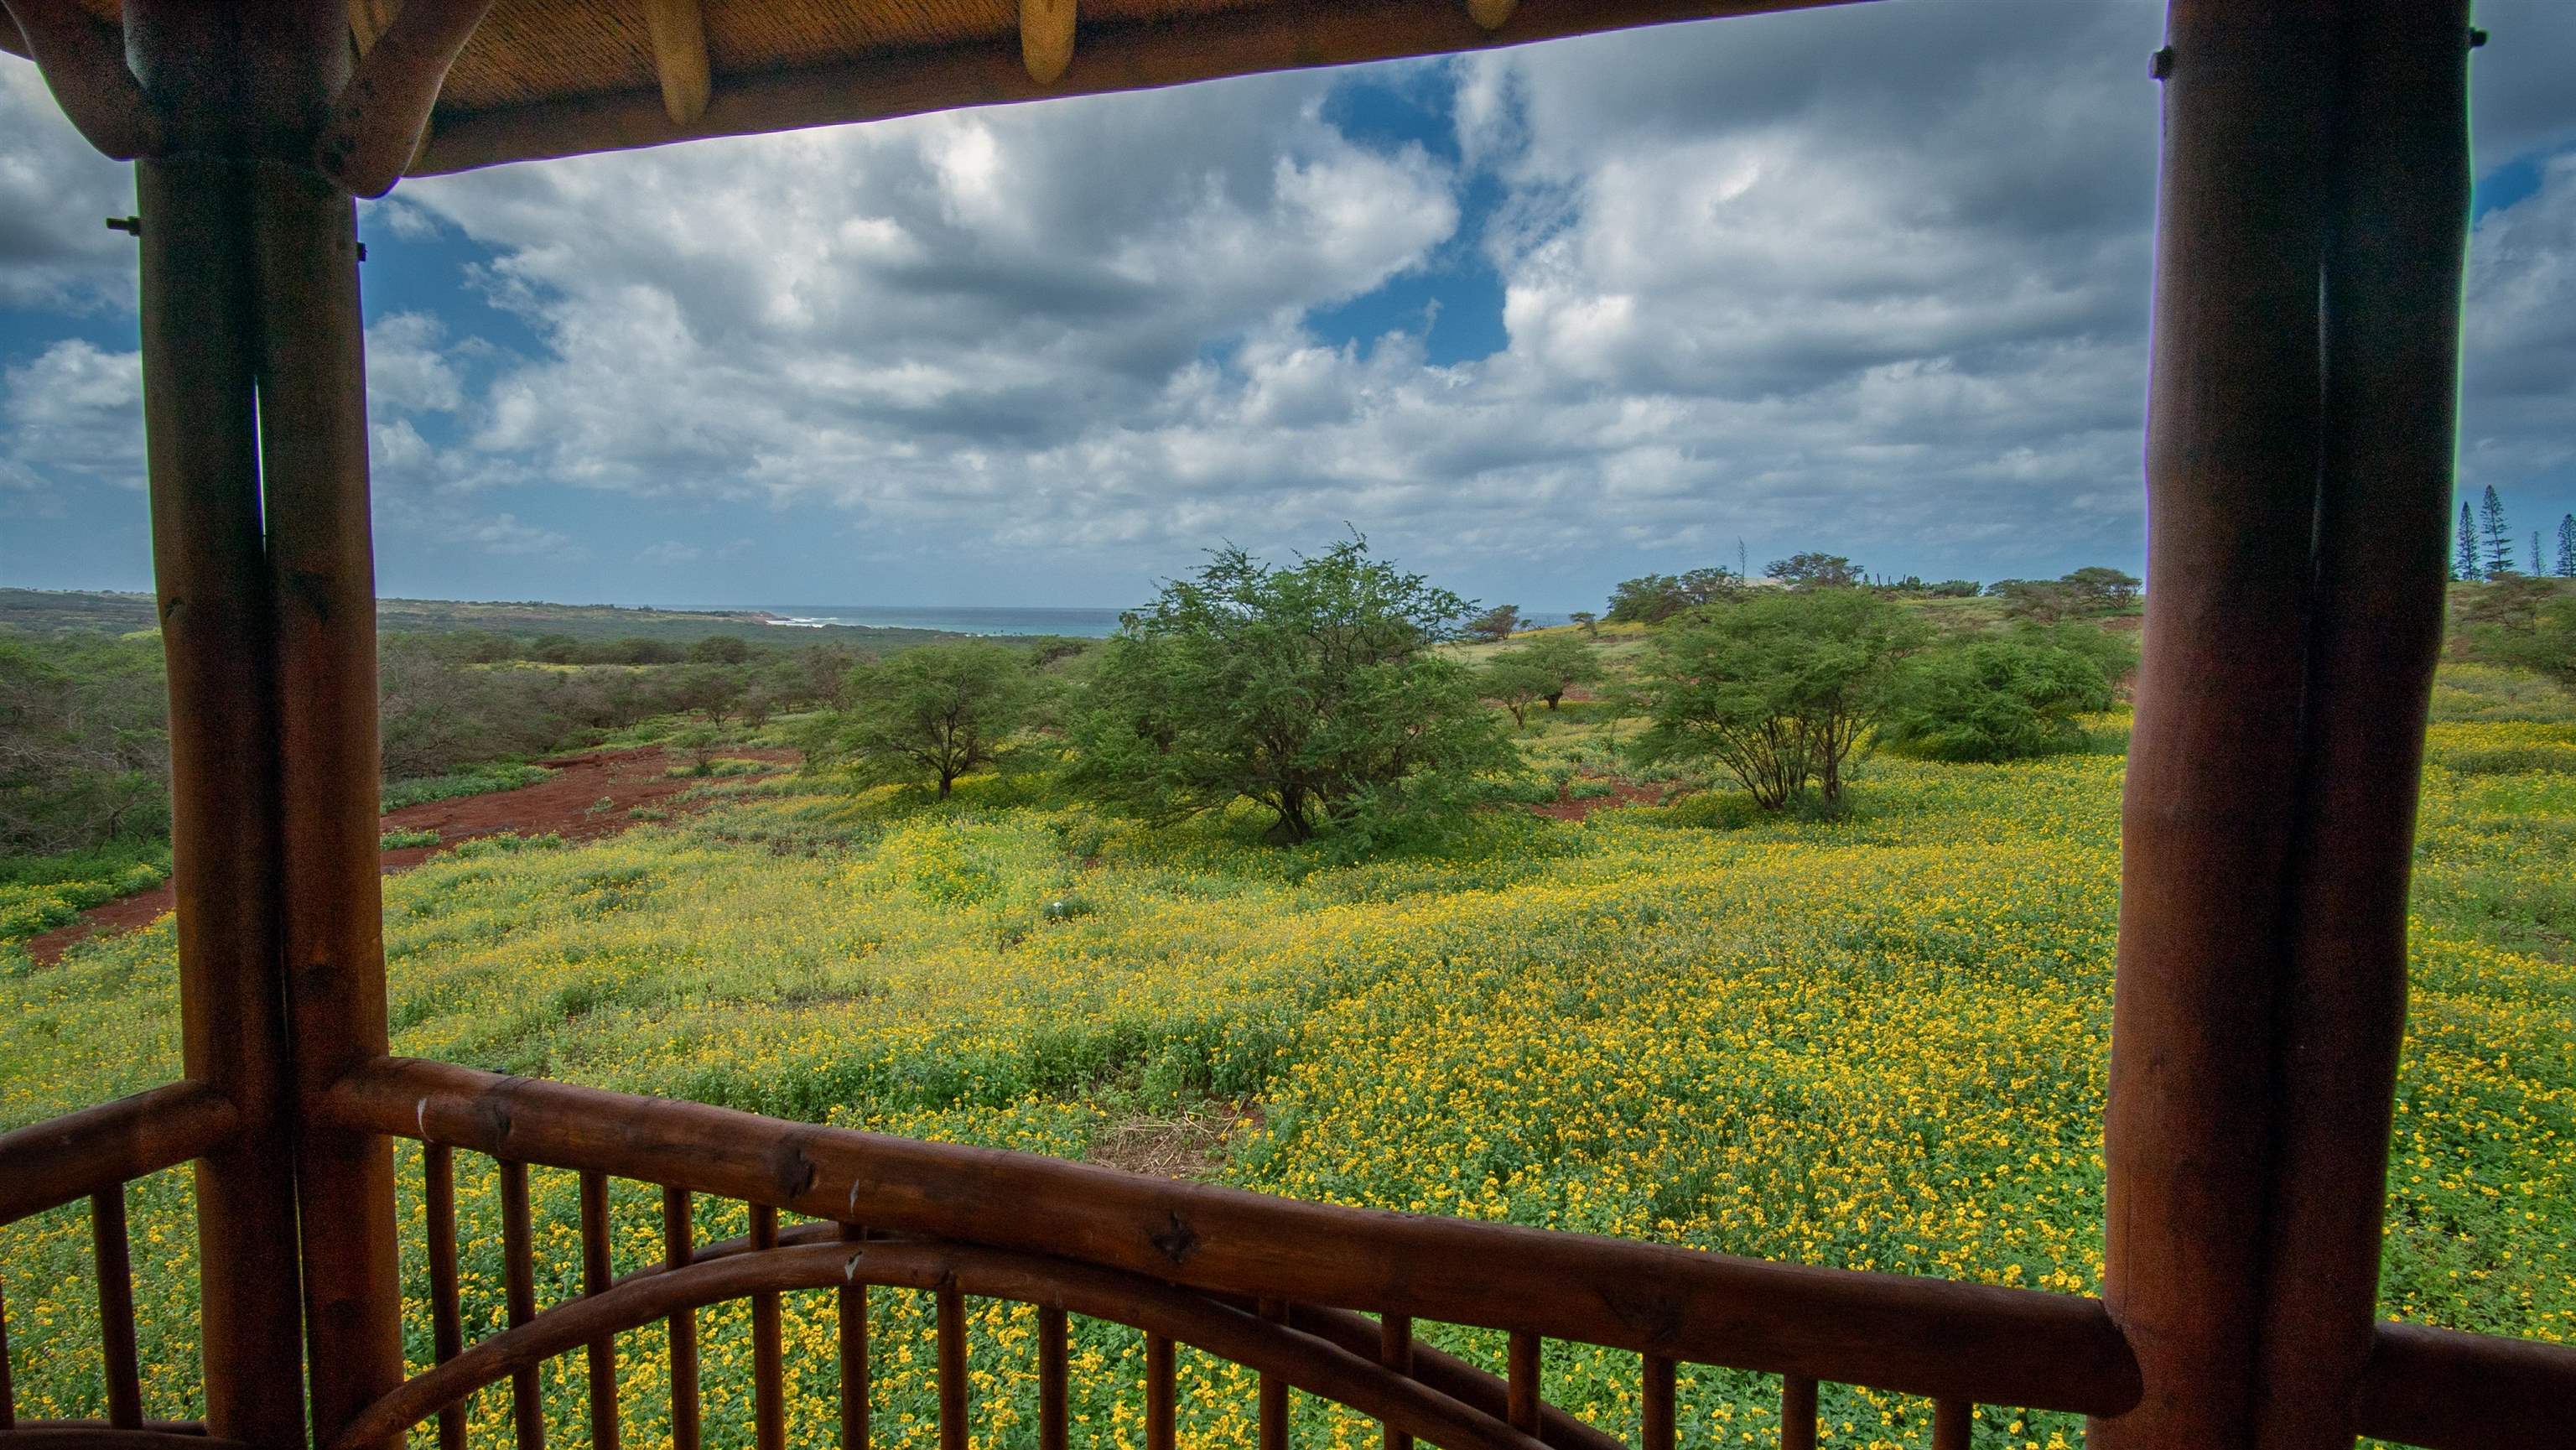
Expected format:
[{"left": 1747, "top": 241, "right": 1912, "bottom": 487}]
[{"left": 5, "top": 0, "right": 2573, "bottom": 613}]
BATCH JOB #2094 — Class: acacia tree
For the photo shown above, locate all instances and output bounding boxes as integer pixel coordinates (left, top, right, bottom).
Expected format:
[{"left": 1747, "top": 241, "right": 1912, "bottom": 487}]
[
  {"left": 1604, "top": 568, "right": 1742, "bottom": 623},
  {"left": 1514, "top": 634, "right": 1606, "bottom": 709},
  {"left": 1466, "top": 605, "right": 1524, "bottom": 642},
  {"left": 1763, "top": 553, "right": 1864, "bottom": 590},
  {"left": 1628, "top": 589, "right": 1928, "bottom": 808},
  {"left": 1067, "top": 538, "right": 1514, "bottom": 843},
  {"left": 813, "top": 642, "right": 1041, "bottom": 798},
  {"left": 1481, "top": 653, "right": 1556, "bottom": 728}
]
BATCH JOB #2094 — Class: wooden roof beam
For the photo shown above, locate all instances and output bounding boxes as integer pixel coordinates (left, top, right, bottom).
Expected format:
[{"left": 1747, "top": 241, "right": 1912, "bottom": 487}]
[
  {"left": 349, "top": 0, "right": 399, "bottom": 55},
  {"left": 416, "top": 0, "right": 1877, "bottom": 177},
  {"left": 1021, "top": 0, "right": 1075, "bottom": 86},
  {"left": 0, "top": 0, "right": 162, "bottom": 159},
  {"left": 643, "top": 0, "right": 710, "bottom": 125},
  {"left": 1467, "top": 0, "right": 1519, "bottom": 29},
  {"left": 313, "top": 0, "right": 495, "bottom": 196}
]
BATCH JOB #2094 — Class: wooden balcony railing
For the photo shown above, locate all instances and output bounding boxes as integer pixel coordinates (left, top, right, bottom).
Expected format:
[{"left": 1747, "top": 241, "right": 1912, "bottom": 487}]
[{"left": 6, "top": 1058, "right": 2573, "bottom": 1450}]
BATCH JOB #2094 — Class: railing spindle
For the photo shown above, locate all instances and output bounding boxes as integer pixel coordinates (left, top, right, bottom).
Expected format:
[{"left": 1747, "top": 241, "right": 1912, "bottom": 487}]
[
  {"left": 1037, "top": 1305, "right": 1068, "bottom": 1450},
  {"left": 838, "top": 1224, "right": 869, "bottom": 1450},
  {"left": 1641, "top": 1354, "right": 1675, "bottom": 1450},
  {"left": 1379, "top": 1313, "right": 1412, "bottom": 1450},
  {"left": 499, "top": 1159, "right": 543, "bottom": 1450},
  {"left": 1934, "top": 1399, "right": 1971, "bottom": 1450},
  {"left": 1, "top": 1272, "right": 18, "bottom": 1431},
  {"left": 1258, "top": 1300, "right": 1290, "bottom": 1450},
  {"left": 425, "top": 1144, "right": 465, "bottom": 1450},
  {"left": 751, "top": 1205, "right": 786, "bottom": 1450},
  {"left": 1780, "top": 1375, "right": 1818, "bottom": 1450},
  {"left": 1145, "top": 1333, "right": 1176, "bottom": 1450},
  {"left": 1506, "top": 1331, "right": 1541, "bottom": 1436},
  {"left": 579, "top": 1172, "right": 620, "bottom": 1450},
  {"left": 937, "top": 1283, "right": 969, "bottom": 1450},
  {"left": 663, "top": 1188, "right": 700, "bottom": 1450},
  {"left": 90, "top": 1188, "right": 142, "bottom": 1429}
]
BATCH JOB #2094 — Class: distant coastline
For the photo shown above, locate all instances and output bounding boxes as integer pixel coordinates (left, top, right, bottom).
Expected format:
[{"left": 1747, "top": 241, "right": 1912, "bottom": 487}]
[{"left": 740, "top": 605, "right": 1580, "bottom": 638}]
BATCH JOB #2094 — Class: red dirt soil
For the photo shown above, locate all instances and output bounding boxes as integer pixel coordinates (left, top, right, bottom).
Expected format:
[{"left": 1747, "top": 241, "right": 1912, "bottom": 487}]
[
  {"left": 1528, "top": 778, "right": 1670, "bottom": 823},
  {"left": 24, "top": 745, "right": 798, "bottom": 966}
]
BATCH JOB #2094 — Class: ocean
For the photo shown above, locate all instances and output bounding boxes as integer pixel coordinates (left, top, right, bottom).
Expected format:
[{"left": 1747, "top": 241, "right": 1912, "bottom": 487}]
[
  {"left": 740, "top": 605, "right": 1580, "bottom": 638},
  {"left": 745, "top": 605, "right": 1130, "bottom": 637}
]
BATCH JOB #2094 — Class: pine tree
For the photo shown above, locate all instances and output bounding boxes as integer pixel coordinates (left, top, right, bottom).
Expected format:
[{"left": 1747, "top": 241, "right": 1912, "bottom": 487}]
[
  {"left": 2537, "top": 531, "right": 2548, "bottom": 576},
  {"left": 2558, "top": 513, "right": 2576, "bottom": 579},
  {"left": 2480, "top": 486, "right": 2514, "bottom": 576},
  {"left": 2457, "top": 502, "right": 2480, "bottom": 581}
]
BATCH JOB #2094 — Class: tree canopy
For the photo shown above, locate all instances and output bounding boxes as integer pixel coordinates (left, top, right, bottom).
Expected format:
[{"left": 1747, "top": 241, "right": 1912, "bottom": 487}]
[
  {"left": 1604, "top": 568, "right": 1742, "bottom": 624},
  {"left": 1628, "top": 589, "right": 1928, "bottom": 808},
  {"left": 812, "top": 642, "right": 1044, "bottom": 798},
  {"left": 1067, "top": 538, "right": 1514, "bottom": 842}
]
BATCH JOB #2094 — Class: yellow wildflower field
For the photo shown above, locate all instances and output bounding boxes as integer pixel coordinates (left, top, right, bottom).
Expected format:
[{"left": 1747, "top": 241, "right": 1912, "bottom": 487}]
[{"left": 2, "top": 679, "right": 2568, "bottom": 1450}]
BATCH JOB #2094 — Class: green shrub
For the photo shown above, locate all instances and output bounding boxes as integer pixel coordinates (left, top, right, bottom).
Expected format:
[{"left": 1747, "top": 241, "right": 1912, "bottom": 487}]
[
  {"left": 379, "top": 829, "right": 441, "bottom": 850},
  {"left": 449, "top": 832, "right": 566, "bottom": 859},
  {"left": 1877, "top": 639, "right": 2114, "bottom": 762},
  {"left": 381, "top": 763, "right": 548, "bottom": 812}
]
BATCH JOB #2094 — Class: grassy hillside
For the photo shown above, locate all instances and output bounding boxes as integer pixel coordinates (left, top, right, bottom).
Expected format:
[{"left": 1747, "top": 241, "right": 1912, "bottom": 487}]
[{"left": 3, "top": 663, "right": 2568, "bottom": 1450}]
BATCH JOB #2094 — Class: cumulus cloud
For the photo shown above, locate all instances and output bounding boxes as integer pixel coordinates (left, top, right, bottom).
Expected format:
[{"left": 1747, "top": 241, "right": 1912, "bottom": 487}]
[
  {"left": 0, "top": 62, "right": 135, "bottom": 310},
  {"left": 3, "top": 340, "right": 143, "bottom": 491},
  {"left": 3, "top": 1, "right": 2572, "bottom": 599}
]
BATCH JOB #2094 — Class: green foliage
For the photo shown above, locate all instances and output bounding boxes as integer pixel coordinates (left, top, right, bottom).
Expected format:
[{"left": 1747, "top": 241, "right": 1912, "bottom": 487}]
[
  {"left": 379, "top": 762, "right": 550, "bottom": 812},
  {"left": 1877, "top": 639, "right": 2116, "bottom": 762},
  {"left": 1628, "top": 590, "right": 1929, "bottom": 808},
  {"left": 0, "top": 631, "right": 169, "bottom": 854},
  {"left": 1603, "top": 568, "right": 1742, "bottom": 624},
  {"left": 1478, "top": 652, "right": 1558, "bottom": 728},
  {"left": 1483, "top": 635, "right": 1604, "bottom": 727},
  {"left": 1067, "top": 538, "right": 1517, "bottom": 843},
  {"left": 379, "top": 829, "right": 442, "bottom": 850},
  {"left": 812, "top": 642, "right": 1045, "bottom": 798},
  {"left": 1463, "top": 604, "right": 1523, "bottom": 642},
  {"left": 1763, "top": 552, "right": 1863, "bottom": 590},
  {"left": 2474, "top": 591, "right": 2576, "bottom": 699}
]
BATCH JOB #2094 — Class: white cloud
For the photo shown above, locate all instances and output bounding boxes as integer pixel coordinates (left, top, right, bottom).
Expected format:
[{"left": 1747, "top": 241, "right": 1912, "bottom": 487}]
[
  {"left": 4, "top": 1, "right": 2572, "bottom": 600},
  {"left": 3, "top": 340, "right": 143, "bottom": 496}
]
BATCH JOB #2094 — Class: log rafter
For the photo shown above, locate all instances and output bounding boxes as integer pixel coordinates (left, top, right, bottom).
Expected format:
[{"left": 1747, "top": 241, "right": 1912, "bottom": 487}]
[
  {"left": 311, "top": 0, "right": 495, "bottom": 196},
  {"left": 643, "top": 0, "right": 710, "bottom": 125},
  {"left": 1021, "top": 0, "right": 1075, "bottom": 85},
  {"left": 0, "top": 0, "right": 162, "bottom": 159}
]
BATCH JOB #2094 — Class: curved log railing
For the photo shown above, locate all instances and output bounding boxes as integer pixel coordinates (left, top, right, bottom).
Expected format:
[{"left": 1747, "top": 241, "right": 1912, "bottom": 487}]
[{"left": 7, "top": 1058, "right": 2574, "bottom": 1450}]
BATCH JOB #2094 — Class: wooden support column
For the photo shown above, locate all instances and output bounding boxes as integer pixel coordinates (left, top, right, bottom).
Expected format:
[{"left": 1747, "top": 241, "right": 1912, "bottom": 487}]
[
  {"left": 2093, "top": 0, "right": 2339, "bottom": 1445},
  {"left": 252, "top": 158, "right": 408, "bottom": 1450},
  {"left": 136, "top": 150, "right": 312, "bottom": 1450},
  {"left": 2251, "top": 4, "right": 2474, "bottom": 1447}
]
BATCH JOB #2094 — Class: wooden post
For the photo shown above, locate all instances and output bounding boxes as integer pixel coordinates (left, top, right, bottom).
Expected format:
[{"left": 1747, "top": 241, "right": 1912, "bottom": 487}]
[
  {"left": 127, "top": 3, "right": 406, "bottom": 1444},
  {"left": 135, "top": 149, "right": 311, "bottom": 1450},
  {"left": 2251, "top": 4, "right": 2473, "bottom": 1447},
  {"left": 2101, "top": 2, "right": 2476, "bottom": 1447},
  {"left": 2093, "top": 0, "right": 2339, "bottom": 1445},
  {"left": 252, "top": 155, "right": 408, "bottom": 1450}
]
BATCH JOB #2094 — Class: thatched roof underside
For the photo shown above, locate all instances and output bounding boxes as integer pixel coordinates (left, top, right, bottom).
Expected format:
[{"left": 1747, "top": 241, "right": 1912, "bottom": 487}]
[{"left": 7, "top": 0, "right": 1864, "bottom": 177}]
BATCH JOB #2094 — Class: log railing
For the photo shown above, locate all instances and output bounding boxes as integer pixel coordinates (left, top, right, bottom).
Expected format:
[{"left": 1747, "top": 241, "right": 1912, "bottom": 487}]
[
  {"left": 329, "top": 1058, "right": 2089, "bottom": 1450},
  {"left": 7, "top": 1058, "right": 2574, "bottom": 1450},
  {"left": 0, "top": 1082, "right": 245, "bottom": 1450}
]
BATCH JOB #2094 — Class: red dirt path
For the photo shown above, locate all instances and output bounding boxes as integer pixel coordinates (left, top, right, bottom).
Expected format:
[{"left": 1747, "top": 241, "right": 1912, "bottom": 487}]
[{"left": 24, "top": 745, "right": 797, "bottom": 966}]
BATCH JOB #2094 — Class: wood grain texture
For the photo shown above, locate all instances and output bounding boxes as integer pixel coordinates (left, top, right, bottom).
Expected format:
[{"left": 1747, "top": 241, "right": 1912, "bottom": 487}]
[
  {"left": 333, "top": 1240, "right": 1562, "bottom": 1450},
  {"left": 336, "top": 1057, "right": 2139, "bottom": 1414},
  {"left": 414, "top": 0, "right": 1877, "bottom": 176}
]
